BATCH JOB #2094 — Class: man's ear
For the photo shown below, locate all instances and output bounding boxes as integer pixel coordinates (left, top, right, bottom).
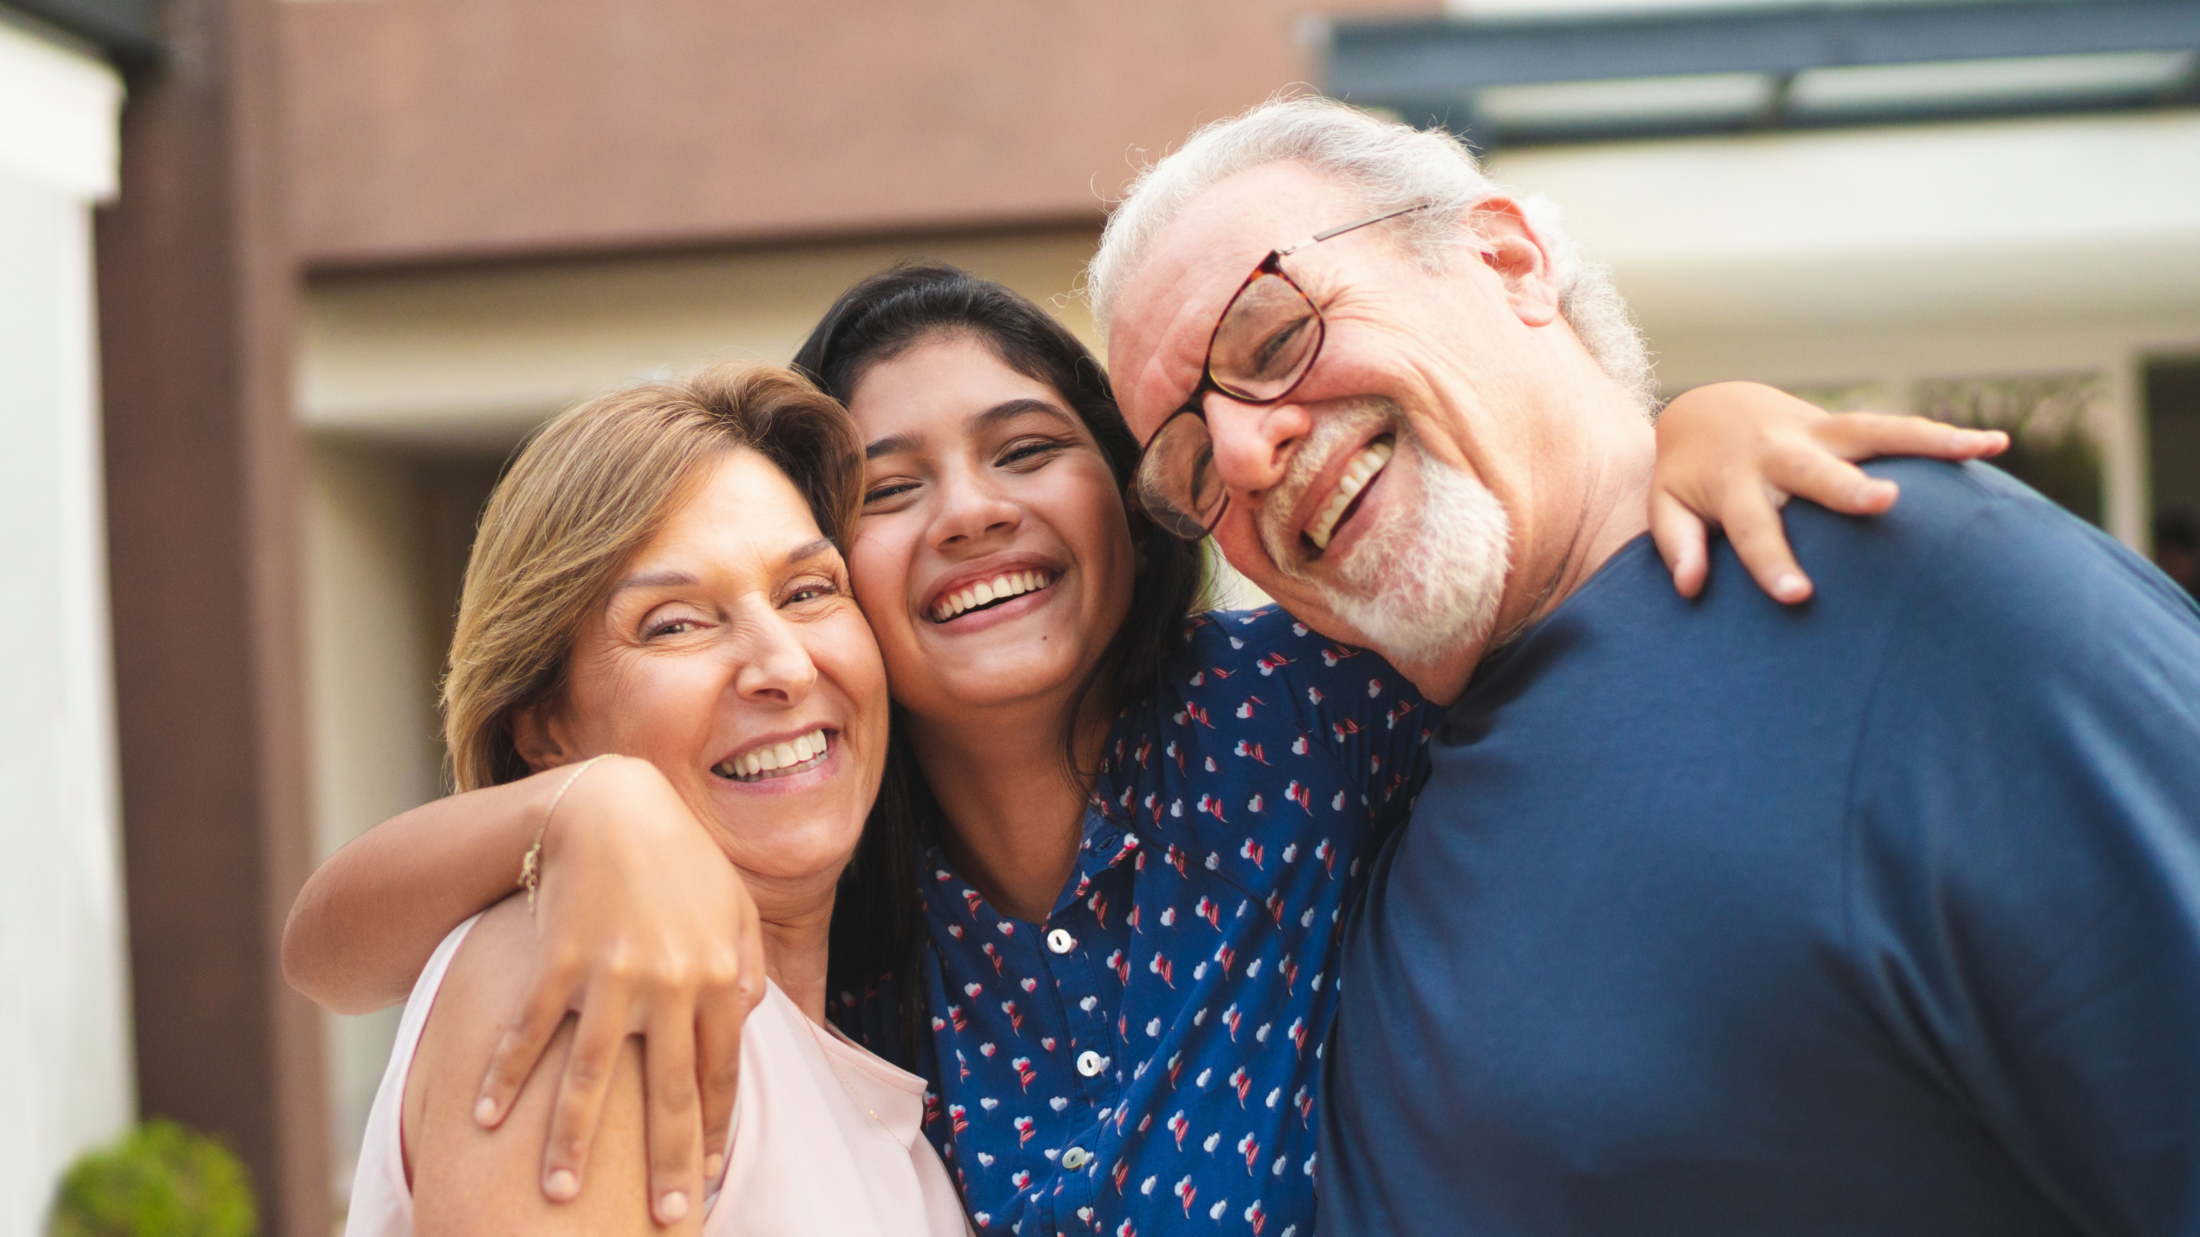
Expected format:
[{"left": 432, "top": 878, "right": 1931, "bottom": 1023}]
[
  {"left": 509, "top": 698, "right": 577, "bottom": 775},
  {"left": 1463, "top": 197, "right": 1563, "bottom": 328}
]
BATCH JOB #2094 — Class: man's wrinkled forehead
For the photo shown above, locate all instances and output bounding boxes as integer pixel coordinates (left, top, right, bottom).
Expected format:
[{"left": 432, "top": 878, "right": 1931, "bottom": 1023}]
[{"left": 1108, "top": 163, "right": 1358, "bottom": 439}]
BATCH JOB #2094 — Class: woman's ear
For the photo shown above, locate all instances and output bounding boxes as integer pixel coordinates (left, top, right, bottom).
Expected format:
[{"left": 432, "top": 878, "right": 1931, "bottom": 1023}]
[{"left": 509, "top": 699, "right": 577, "bottom": 775}]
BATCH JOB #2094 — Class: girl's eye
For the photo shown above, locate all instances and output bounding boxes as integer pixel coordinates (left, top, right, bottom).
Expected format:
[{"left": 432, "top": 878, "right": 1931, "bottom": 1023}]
[
  {"left": 999, "top": 439, "right": 1068, "bottom": 468},
  {"left": 864, "top": 481, "right": 917, "bottom": 505}
]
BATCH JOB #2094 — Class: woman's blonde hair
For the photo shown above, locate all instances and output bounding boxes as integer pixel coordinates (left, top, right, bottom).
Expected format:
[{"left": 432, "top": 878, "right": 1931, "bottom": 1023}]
[{"left": 442, "top": 362, "right": 862, "bottom": 792}]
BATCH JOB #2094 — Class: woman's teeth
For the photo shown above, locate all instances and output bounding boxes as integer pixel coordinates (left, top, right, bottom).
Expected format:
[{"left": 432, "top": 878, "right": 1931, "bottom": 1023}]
[
  {"left": 715, "top": 728, "right": 828, "bottom": 781},
  {"left": 930, "top": 569, "right": 1053, "bottom": 622},
  {"left": 1308, "top": 439, "right": 1395, "bottom": 550}
]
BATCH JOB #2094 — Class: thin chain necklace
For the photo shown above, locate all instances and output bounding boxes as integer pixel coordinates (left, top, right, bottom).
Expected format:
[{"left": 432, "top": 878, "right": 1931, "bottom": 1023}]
[{"left": 801, "top": 1008, "right": 898, "bottom": 1139}]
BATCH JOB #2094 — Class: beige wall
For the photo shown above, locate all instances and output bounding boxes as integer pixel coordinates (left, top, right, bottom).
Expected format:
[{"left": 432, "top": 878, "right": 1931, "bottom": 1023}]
[
  {"left": 303, "top": 442, "right": 446, "bottom": 1206},
  {"left": 300, "top": 226, "right": 1106, "bottom": 444}
]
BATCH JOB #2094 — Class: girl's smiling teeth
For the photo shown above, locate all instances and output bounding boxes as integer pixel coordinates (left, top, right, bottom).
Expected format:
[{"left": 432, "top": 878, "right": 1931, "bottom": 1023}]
[
  {"left": 929, "top": 569, "right": 1055, "bottom": 623},
  {"left": 713, "top": 728, "right": 830, "bottom": 781},
  {"left": 1307, "top": 437, "right": 1394, "bottom": 551}
]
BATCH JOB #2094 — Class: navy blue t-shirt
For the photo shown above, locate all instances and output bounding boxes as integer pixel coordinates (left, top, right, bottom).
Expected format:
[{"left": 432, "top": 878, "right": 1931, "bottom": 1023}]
[{"left": 1320, "top": 460, "right": 2200, "bottom": 1236}]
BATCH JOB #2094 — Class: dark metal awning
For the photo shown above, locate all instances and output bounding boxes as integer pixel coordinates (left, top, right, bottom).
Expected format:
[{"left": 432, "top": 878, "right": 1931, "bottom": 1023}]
[
  {"left": 1326, "top": 0, "right": 2200, "bottom": 149},
  {"left": 4, "top": 0, "right": 158, "bottom": 61}
]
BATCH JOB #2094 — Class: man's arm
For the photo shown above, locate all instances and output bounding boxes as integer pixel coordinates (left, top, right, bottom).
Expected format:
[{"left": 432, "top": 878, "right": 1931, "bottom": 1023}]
[{"left": 1851, "top": 479, "right": 2200, "bottom": 1232}]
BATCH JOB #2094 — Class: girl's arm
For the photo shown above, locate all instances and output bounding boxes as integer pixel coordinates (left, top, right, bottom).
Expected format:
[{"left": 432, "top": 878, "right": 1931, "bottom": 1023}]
[
  {"left": 282, "top": 754, "right": 759, "bottom": 1225},
  {"left": 1650, "top": 382, "right": 2008, "bottom": 602},
  {"left": 406, "top": 897, "right": 699, "bottom": 1233}
]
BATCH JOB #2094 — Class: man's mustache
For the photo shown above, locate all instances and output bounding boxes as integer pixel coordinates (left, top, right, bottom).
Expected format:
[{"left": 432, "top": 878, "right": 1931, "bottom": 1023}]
[{"left": 1258, "top": 398, "right": 1406, "bottom": 575}]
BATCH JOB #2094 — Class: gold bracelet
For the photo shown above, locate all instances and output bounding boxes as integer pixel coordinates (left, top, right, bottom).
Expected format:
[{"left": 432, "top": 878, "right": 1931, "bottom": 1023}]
[{"left": 521, "top": 755, "right": 607, "bottom": 910}]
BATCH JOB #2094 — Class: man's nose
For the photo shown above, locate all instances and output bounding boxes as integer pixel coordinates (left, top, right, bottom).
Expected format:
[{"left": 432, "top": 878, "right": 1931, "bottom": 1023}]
[{"left": 1203, "top": 390, "right": 1312, "bottom": 498}]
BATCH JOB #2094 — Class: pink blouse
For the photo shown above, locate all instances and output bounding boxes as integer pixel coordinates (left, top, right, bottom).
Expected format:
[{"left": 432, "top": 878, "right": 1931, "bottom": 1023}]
[{"left": 346, "top": 915, "right": 971, "bottom": 1236}]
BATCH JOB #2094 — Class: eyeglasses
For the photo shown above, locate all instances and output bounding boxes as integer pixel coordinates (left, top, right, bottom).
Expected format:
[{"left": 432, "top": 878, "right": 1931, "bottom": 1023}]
[{"left": 1130, "top": 202, "right": 1431, "bottom": 542}]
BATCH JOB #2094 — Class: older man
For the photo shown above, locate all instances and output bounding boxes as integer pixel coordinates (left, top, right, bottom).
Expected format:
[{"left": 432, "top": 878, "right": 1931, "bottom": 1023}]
[{"left": 1090, "top": 99, "right": 2200, "bottom": 1235}]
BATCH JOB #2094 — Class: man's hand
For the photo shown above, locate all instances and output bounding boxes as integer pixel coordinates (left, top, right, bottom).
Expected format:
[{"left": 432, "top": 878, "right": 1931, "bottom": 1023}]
[
  {"left": 1651, "top": 382, "right": 2008, "bottom": 603},
  {"left": 468, "top": 756, "right": 764, "bottom": 1227}
]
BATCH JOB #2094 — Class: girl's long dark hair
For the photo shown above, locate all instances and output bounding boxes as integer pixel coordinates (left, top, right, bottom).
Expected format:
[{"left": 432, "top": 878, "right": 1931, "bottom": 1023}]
[{"left": 798, "top": 263, "right": 1204, "bottom": 1066}]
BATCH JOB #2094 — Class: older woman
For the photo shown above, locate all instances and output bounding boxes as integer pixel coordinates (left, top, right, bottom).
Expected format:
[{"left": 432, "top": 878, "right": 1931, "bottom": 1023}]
[{"left": 343, "top": 363, "right": 970, "bottom": 1236}]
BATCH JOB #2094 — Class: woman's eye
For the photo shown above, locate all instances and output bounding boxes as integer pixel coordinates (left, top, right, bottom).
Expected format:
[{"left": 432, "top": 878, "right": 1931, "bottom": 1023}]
[
  {"left": 785, "top": 581, "right": 841, "bottom": 606},
  {"left": 646, "top": 617, "right": 699, "bottom": 638},
  {"left": 864, "top": 481, "right": 917, "bottom": 505}
]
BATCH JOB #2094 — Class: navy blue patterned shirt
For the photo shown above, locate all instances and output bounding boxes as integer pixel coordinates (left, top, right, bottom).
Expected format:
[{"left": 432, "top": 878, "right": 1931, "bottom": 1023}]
[{"left": 835, "top": 607, "right": 1433, "bottom": 1237}]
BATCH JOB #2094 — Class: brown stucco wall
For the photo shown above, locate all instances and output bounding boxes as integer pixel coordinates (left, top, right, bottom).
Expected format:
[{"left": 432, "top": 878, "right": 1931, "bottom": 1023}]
[
  {"left": 98, "top": 0, "right": 328, "bottom": 1229},
  {"left": 282, "top": 0, "right": 1438, "bottom": 268}
]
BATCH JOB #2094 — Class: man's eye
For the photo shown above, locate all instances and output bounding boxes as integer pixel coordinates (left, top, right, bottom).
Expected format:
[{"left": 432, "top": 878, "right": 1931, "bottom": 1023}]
[
  {"left": 1250, "top": 315, "right": 1314, "bottom": 377},
  {"left": 1188, "top": 444, "right": 1220, "bottom": 508},
  {"left": 786, "top": 582, "right": 840, "bottom": 606}
]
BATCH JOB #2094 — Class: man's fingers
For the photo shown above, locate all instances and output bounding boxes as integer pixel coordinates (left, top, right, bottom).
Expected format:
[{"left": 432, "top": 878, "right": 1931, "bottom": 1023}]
[
  {"left": 1723, "top": 485, "right": 1814, "bottom": 605},
  {"left": 540, "top": 998, "right": 628, "bottom": 1203},
  {"left": 1764, "top": 442, "right": 1897, "bottom": 518},
  {"left": 643, "top": 1006, "right": 703, "bottom": 1227},
  {"left": 1813, "top": 412, "right": 2009, "bottom": 462},
  {"left": 1649, "top": 491, "right": 1710, "bottom": 599},
  {"left": 475, "top": 972, "right": 573, "bottom": 1129},
  {"left": 695, "top": 984, "right": 747, "bottom": 1181}
]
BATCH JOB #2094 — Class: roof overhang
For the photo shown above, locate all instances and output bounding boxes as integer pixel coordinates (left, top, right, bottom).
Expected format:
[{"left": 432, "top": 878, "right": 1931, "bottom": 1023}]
[
  {"left": 1328, "top": 0, "right": 2200, "bottom": 148},
  {"left": 3, "top": 0, "right": 156, "bottom": 63}
]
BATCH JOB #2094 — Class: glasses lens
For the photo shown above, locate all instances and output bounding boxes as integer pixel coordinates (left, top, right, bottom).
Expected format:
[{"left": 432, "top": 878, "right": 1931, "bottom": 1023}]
[
  {"left": 1135, "top": 412, "right": 1227, "bottom": 541},
  {"left": 1207, "top": 270, "right": 1322, "bottom": 402}
]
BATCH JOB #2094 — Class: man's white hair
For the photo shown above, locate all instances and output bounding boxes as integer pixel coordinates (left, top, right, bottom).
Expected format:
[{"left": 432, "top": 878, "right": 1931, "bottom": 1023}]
[{"left": 1087, "top": 96, "right": 1656, "bottom": 411}]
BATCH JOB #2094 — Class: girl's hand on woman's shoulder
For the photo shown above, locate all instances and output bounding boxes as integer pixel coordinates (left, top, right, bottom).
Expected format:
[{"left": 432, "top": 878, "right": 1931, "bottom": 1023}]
[
  {"left": 1650, "top": 381, "right": 2008, "bottom": 603},
  {"left": 470, "top": 754, "right": 762, "bottom": 1226}
]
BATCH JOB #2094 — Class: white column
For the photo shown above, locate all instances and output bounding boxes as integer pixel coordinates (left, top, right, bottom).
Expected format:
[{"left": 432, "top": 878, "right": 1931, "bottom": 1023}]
[{"left": 0, "top": 19, "right": 131, "bottom": 1237}]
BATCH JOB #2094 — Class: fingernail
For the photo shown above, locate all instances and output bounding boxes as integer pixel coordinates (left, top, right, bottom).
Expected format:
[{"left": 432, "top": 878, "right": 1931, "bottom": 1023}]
[
  {"left": 546, "top": 1169, "right": 580, "bottom": 1201},
  {"left": 474, "top": 1096, "right": 499, "bottom": 1126},
  {"left": 659, "top": 1191, "right": 690, "bottom": 1223},
  {"left": 704, "top": 1153, "right": 724, "bottom": 1179},
  {"left": 1775, "top": 572, "right": 1808, "bottom": 601}
]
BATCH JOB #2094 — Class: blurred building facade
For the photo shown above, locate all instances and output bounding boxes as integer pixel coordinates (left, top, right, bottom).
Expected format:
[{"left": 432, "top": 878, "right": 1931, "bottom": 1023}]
[{"left": 9, "top": 0, "right": 2199, "bottom": 1231}]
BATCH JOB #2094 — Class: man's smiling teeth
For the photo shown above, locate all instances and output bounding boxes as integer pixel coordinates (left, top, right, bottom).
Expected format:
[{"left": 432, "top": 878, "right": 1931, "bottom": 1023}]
[
  {"left": 931, "top": 569, "right": 1053, "bottom": 622},
  {"left": 714, "top": 729, "right": 828, "bottom": 781},
  {"left": 1308, "top": 439, "right": 1395, "bottom": 550}
]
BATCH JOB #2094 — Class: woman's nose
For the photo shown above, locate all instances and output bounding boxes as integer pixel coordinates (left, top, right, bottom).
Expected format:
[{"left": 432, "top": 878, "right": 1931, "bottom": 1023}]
[
  {"left": 926, "top": 469, "right": 1022, "bottom": 551},
  {"left": 731, "top": 611, "right": 818, "bottom": 707},
  {"left": 1203, "top": 391, "right": 1311, "bottom": 499}
]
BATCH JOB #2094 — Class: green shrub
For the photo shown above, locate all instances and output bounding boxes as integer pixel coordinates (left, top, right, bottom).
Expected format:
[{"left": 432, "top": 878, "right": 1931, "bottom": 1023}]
[{"left": 47, "top": 1119, "right": 257, "bottom": 1237}]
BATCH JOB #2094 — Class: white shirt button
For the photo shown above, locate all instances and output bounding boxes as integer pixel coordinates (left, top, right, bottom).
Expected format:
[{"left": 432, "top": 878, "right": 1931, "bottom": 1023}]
[
  {"left": 1061, "top": 1146, "right": 1092, "bottom": 1170},
  {"left": 1046, "top": 927, "right": 1076, "bottom": 954},
  {"left": 1077, "top": 1050, "right": 1104, "bottom": 1077}
]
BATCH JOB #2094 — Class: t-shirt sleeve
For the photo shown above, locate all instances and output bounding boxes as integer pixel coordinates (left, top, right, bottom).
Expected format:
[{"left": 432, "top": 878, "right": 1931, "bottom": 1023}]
[{"left": 1848, "top": 493, "right": 2200, "bottom": 1232}]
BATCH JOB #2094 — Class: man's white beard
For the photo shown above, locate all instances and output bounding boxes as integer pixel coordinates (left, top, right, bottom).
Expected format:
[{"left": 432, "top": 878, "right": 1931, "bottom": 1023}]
[
  {"left": 1324, "top": 435, "right": 1511, "bottom": 668},
  {"left": 1263, "top": 401, "right": 1512, "bottom": 669}
]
